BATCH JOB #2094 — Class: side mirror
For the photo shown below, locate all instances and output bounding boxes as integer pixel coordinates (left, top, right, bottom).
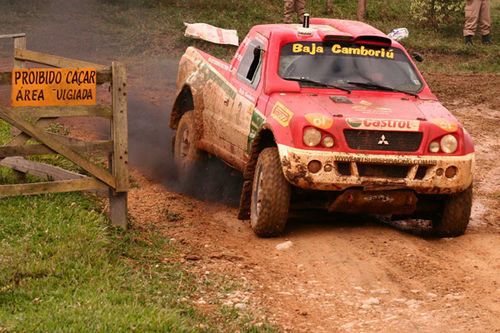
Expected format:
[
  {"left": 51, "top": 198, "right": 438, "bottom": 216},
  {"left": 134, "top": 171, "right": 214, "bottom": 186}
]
[{"left": 412, "top": 52, "right": 424, "bottom": 62}]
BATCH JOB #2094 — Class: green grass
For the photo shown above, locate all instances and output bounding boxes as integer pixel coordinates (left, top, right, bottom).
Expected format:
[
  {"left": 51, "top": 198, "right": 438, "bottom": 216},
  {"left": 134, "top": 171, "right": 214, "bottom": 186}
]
[
  {"left": 97, "top": 0, "right": 500, "bottom": 72},
  {"left": 0, "top": 192, "right": 275, "bottom": 332},
  {"left": 0, "top": 194, "right": 190, "bottom": 332},
  {"left": 0, "top": 120, "right": 275, "bottom": 332}
]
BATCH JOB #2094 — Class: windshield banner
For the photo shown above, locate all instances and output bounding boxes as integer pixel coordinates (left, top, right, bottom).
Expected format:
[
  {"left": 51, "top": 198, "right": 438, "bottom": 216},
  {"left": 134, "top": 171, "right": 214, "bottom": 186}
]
[{"left": 284, "top": 42, "right": 396, "bottom": 60}]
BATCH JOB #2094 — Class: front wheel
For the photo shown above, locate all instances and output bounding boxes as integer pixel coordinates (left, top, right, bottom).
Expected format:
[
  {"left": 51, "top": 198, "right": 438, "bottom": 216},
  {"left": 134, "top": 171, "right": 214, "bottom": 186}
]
[
  {"left": 250, "top": 148, "right": 291, "bottom": 237},
  {"left": 431, "top": 185, "right": 473, "bottom": 237}
]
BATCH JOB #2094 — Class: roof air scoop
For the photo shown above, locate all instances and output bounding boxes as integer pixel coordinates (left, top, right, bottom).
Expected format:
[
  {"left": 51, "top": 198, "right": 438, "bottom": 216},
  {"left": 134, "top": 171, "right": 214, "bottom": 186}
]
[{"left": 354, "top": 35, "right": 392, "bottom": 46}]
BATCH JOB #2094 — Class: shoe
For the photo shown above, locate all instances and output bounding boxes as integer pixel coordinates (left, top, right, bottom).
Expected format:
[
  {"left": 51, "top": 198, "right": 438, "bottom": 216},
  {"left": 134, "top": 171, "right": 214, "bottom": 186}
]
[
  {"left": 481, "top": 34, "right": 492, "bottom": 45},
  {"left": 464, "top": 35, "right": 473, "bottom": 45}
]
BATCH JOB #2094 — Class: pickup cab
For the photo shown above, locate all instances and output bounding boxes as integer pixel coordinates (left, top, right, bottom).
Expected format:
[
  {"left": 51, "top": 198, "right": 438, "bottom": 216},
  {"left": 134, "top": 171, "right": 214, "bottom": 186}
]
[{"left": 170, "top": 18, "right": 474, "bottom": 237}]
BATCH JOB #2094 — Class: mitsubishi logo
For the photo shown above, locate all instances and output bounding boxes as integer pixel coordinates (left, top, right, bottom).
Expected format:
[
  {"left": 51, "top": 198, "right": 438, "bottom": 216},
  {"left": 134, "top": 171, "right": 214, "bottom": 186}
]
[{"left": 378, "top": 135, "right": 389, "bottom": 145}]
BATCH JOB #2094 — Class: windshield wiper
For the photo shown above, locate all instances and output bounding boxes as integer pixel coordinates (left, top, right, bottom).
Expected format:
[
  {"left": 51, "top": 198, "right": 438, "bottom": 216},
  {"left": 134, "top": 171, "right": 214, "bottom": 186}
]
[
  {"left": 285, "top": 77, "right": 351, "bottom": 93},
  {"left": 346, "top": 81, "right": 419, "bottom": 97}
]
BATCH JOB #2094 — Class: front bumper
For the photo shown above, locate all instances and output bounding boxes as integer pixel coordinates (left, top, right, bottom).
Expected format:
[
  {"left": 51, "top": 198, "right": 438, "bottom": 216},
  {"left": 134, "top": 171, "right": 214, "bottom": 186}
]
[{"left": 278, "top": 144, "right": 474, "bottom": 194}]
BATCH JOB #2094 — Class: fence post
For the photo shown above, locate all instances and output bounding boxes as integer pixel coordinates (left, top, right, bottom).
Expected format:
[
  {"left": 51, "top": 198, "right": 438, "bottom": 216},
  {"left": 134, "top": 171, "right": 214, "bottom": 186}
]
[
  {"left": 1, "top": 35, "right": 130, "bottom": 230},
  {"left": 13, "top": 35, "right": 26, "bottom": 68},
  {"left": 110, "top": 62, "right": 129, "bottom": 229},
  {"left": 10, "top": 35, "right": 27, "bottom": 176}
]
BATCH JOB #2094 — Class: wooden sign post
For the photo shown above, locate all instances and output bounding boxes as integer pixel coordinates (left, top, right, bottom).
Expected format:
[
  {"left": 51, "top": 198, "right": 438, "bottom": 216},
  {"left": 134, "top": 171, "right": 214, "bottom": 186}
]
[{"left": 0, "top": 34, "right": 129, "bottom": 229}]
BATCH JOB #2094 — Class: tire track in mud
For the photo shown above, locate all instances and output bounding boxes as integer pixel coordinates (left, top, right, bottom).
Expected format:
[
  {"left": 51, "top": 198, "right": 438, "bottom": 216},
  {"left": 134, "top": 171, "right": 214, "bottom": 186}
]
[
  {"left": 148, "top": 191, "right": 499, "bottom": 332},
  {"left": 59, "top": 65, "right": 500, "bottom": 332},
  {"left": 125, "top": 83, "right": 499, "bottom": 332}
]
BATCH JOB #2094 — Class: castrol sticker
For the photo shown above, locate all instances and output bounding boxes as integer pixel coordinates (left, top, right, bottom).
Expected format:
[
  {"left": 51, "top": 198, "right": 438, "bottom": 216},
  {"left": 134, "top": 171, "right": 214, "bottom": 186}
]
[
  {"left": 305, "top": 113, "right": 333, "bottom": 129},
  {"left": 346, "top": 118, "right": 420, "bottom": 131},
  {"left": 271, "top": 101, "right": 293, "bottom": 127}
]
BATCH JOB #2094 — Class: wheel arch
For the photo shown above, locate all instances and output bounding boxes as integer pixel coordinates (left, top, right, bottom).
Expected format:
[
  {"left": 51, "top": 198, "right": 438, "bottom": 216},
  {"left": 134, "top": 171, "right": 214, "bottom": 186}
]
[
  {"left": 170, "top": 85, "right": 195, "bottom": 129},
  {"left": 238, "top": 126, "right": 278, "bottom": 220},
  {"left": 244, "top": 127, "right": 277, "bottom": 178}
]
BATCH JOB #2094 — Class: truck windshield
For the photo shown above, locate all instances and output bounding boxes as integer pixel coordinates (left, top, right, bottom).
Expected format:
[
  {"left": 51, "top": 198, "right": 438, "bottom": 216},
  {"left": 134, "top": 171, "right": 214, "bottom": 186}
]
[{"left": 279, "top": 41, "right": 423, "bottom": 94}]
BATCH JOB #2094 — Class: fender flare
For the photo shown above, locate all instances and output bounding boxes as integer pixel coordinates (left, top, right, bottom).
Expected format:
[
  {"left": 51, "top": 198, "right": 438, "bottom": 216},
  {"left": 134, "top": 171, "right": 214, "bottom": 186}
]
[{"left": 238, "top": 127, "right": 276, "bottom": 219}]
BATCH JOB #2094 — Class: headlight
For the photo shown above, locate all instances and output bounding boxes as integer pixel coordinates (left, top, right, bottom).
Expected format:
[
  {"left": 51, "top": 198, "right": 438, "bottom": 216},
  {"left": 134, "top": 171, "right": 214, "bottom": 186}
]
[
  {"left": 303, "top": 127, "right": 322, "bottom": 147},
  {"left": 322, "top": 135, "right": 335, "bottom": 148},
  {"left": 429, "top": 141, "right": 440, "bottom": 153},
  {"left": 440, "top": 134, "right": 458, "bottom": 153}
]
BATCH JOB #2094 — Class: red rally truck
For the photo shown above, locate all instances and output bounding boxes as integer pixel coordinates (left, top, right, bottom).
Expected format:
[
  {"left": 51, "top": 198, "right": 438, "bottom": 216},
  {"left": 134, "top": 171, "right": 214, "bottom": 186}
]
[{"left": 170, "top": 18, "right": 474, "bottom": 237}]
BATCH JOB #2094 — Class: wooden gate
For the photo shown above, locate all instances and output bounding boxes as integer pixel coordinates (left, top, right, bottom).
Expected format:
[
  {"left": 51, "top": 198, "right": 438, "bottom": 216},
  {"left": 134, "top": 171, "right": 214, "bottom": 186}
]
[{"left": 0, "top": 34, "right": 129, "bottom": 228}]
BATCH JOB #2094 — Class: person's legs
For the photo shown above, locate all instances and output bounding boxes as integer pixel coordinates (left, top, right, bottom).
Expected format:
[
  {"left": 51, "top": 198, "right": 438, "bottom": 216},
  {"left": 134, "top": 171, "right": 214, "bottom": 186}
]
[
  {"left": 284, "top": 0, "right": 294, "bottom": 23},
  {"left": 295, "top": 0, "right": 306, "bottom": 23},
  {"left": 479, "top": 0, "right": 492, "bottom": 43},
  {"left": 463, "top": 0, "right": 481, "bottom": 38}
]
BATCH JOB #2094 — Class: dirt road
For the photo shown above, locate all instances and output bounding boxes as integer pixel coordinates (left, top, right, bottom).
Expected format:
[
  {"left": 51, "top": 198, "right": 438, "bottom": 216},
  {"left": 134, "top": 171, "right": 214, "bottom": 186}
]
[{"left": 126, "top": 70, "right": 500, "bottom": 332}]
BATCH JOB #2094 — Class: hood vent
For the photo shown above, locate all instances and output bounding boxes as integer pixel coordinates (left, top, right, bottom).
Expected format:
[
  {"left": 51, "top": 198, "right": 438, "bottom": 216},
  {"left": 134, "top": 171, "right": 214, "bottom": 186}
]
[{"left": 330, "top": 95, "right": 353, "bottom": 104}]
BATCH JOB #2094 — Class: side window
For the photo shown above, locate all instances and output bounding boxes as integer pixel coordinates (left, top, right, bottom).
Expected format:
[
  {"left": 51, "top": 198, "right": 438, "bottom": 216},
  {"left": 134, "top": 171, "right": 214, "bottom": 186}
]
[{"left": 237, "top": 40, "right": 264, "bottom": 89}]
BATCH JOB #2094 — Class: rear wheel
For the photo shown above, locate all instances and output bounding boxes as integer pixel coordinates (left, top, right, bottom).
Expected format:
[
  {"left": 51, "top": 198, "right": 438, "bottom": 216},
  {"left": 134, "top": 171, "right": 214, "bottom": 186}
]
[
  {"left": 250, "top": 148, "right": 291, "bottom": 237},
  {"left": 431, "top": 185, "right": 472, "bottom": 237},
  {"left": 173, "top": 111, "right": 202, "bottom": 182}
]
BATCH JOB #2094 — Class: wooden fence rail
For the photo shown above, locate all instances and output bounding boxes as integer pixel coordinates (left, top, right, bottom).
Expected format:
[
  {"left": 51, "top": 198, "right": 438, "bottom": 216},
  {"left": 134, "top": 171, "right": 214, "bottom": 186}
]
[{"left": 0, "top": 34, "right": 129, "bottom": 228}]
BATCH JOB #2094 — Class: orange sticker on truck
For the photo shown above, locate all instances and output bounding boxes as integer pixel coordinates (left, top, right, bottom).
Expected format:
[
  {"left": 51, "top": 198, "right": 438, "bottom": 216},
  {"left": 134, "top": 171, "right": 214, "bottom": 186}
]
[
  {"left": 431, "top": 118, "right": 458, "bottom": 132},
  {"left": 305, "top": 113, "right": 333, "bottom": 129},
  {"left": 346, "top": 118, "right": 420, "bottom": 131},
  {"left": 352, "top": 100, "right": 392, "bottom": 115},
  {"left": 11, "top": 68, "right": 96, "bottom": 107},
  {"left": 271, "top": 101, "right": 293, "bottom": 127}
]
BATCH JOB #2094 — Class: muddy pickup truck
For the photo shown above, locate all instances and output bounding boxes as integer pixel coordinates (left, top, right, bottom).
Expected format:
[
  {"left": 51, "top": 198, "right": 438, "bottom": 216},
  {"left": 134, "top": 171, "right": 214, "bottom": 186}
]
[{"left": 170, "top": 18, "right": 474, "bottom": 237}]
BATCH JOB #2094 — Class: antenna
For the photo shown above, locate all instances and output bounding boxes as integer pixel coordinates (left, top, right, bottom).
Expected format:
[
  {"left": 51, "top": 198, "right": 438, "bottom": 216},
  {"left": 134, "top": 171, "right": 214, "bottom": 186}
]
[
  {"left": 303, "top": 13, "right": 310, "bottom": 28},
  {"left": 298, "top": 13, "right": 313, "bottom": 36}
]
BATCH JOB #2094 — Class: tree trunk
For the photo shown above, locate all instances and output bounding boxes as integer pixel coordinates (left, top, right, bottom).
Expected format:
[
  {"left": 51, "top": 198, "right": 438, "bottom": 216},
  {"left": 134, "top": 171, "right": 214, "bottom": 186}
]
[{"left": 357, "top": 0, "right": 367, "bottom": 21}]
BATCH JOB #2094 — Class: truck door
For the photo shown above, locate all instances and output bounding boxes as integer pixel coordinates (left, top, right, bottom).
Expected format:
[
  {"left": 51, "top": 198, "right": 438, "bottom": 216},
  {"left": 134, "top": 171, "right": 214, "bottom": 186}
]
[
  {"left": 224, "top": 36, "right": 268, "bottom": 160},
  {"left": 200, "top": 63, "right": 236, "bottom": 153}
]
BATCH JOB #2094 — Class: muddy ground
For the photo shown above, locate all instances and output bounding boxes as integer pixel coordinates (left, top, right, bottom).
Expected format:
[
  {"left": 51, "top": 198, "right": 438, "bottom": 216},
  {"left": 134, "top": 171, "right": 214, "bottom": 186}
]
[
  {"left": 1, "top": 2, "right": 499, "bottom": 332},
  {"left": 122, "top": 55, "right": 500, "bottom": 333},
  {"left": 127, "top": 73, "right": 500, "bottom": 333}
]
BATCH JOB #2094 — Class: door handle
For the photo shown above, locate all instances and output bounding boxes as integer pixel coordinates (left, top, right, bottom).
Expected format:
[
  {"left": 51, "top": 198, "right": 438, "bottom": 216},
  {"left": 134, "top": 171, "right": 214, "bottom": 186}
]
[{"left": 223, "top": 97, "right": 230, "bottom": 106}]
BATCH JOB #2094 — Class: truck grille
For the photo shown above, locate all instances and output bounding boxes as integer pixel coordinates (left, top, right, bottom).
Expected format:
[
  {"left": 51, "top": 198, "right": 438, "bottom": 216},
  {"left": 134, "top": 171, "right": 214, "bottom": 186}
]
[{"left": 344, "top": 130, "right": 423, "bottom": 152}]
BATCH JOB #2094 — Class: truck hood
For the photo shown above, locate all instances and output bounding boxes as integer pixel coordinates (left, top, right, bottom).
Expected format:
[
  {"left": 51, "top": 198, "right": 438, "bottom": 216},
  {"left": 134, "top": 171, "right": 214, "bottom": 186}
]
[
  {"left": 274, "top": 92, "right": 433, "bottom": 120},
  {"left": 267, "top": 91, "right": 472, "bottom": 154}
]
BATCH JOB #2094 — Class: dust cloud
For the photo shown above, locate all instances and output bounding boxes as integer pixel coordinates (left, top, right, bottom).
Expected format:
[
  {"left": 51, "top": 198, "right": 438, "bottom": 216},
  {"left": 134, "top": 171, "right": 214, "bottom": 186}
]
[{"left": 0, "top": 0, "right": 242, "bottom": 205}]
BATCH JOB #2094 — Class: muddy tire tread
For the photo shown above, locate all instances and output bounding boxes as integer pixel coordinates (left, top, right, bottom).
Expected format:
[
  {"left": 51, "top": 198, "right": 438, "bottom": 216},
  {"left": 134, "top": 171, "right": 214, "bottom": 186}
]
[
  {"left": 432, "top": 185, "right": 473, "bottom": 237},
  {"left": 250, "top": 147, "right": 291, "bottom": 237},
  {"left": 173, "top": 111, "right": 202, "bottom": 182}
]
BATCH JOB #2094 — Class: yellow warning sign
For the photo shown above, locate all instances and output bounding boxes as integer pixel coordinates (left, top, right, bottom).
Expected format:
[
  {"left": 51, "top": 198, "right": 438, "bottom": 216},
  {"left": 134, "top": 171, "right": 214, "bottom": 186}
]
[{"left": 11, "top": 68, "right": 97, "bottom": 107}]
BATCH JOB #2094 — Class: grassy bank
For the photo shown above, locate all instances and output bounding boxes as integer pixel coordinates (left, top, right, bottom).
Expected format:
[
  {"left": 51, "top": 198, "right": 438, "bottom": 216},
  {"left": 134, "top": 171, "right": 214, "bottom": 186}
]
[
  {"left": 1, "top": 194, "right": 189, "bottom": 332},
  {"left": 0, "top": 119, "right": 273, "bottom": 332},
  {"left": 0, "top": 192, "right": 274, "bottom": 332},
  {"left": 97, "top": 0, "right": 500, "bottom": 73}
]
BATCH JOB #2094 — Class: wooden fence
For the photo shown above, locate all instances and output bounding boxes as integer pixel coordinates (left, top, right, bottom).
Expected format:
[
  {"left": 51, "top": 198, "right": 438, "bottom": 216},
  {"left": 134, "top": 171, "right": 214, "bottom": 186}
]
[{"left": 0, "top": 34, "right": 128, "bottom": 228}]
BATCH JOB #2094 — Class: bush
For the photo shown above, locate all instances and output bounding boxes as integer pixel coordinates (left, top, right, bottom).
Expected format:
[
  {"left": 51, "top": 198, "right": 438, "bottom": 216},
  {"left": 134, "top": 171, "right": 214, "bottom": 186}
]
[{"left": 410, "top": 0, "right": 465, "bottom": 28}]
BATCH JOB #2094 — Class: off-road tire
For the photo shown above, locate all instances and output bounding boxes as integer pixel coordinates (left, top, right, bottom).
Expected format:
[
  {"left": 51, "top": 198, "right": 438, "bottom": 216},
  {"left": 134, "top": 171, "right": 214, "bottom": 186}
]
[
  {"left": 173, "top": 111, "right": 201, "bottom": 182},
  {"left": 250, "top": 147, "right": 291, "bottom": 237},
  {"left": 431, "top": 185, "right": 473, "bottom": 237}
]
